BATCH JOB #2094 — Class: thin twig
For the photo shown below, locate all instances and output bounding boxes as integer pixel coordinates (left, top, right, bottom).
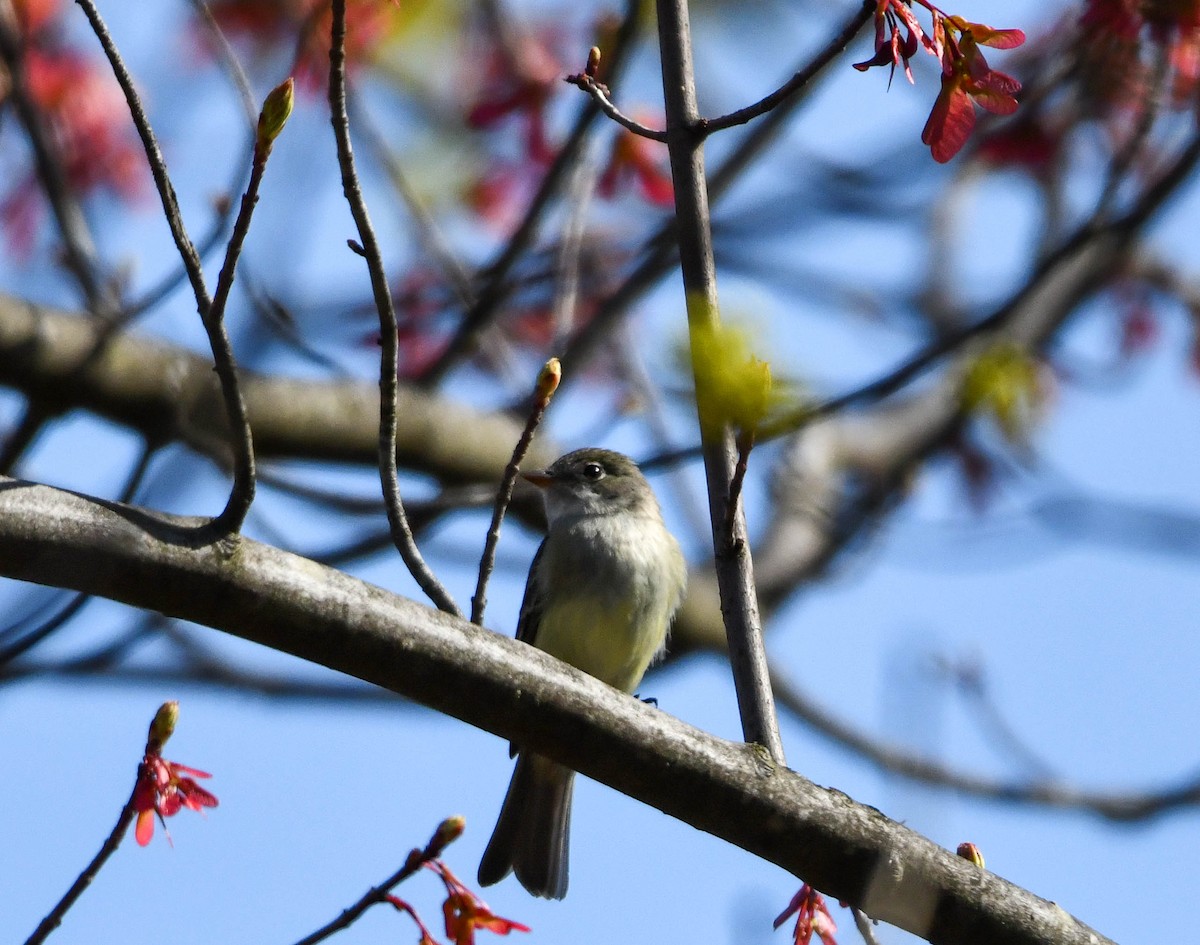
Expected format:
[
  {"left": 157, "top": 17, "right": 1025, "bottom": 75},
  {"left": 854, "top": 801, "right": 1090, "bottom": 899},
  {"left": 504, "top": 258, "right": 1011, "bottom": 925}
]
[
  {"left": 471, "top": 358, "right": 560, "bottom": 625},
  {"left": 290, "top": 818, "right": 464, "bottom": 945},
  {"left": 198, "top": 79, "right": 297, "bottom": 537},
  {"left": 327, "top": 0, "right": 461, "bottom": 616},
  {"left": 655, "top": 0, "right": 784, "bottom": 761},
  {"left": 22, "top": 784, "right": 138, "bottom": 945},
  {"left": 699, "top": 1, "right": 875, "bottom": 136},
  {"left": 564, "top": 72, "right": 668, "bottom": 141},
  {"left": 74, "top": 0, "right": 260, "bottom": 539},
  {"left": 722, "top": 432, "right": 753, "bottom": 550},
  {"left": 558, "top": 0, "right": 875, "bottom": 382}
]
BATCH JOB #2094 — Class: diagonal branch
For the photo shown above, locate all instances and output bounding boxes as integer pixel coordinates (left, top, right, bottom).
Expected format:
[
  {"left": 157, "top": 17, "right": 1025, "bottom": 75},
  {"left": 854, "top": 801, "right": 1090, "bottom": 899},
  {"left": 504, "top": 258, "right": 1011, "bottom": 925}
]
[{"left": 0, "top": 476, "right": 1115, "bottom": 945}]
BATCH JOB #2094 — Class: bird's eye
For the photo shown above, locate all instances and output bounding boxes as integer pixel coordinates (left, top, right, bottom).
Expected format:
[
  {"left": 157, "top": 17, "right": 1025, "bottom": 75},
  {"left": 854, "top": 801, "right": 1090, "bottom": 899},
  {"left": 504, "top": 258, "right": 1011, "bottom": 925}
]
[{"left": 581, "top": 462, "right": 605, "bottom": 480}]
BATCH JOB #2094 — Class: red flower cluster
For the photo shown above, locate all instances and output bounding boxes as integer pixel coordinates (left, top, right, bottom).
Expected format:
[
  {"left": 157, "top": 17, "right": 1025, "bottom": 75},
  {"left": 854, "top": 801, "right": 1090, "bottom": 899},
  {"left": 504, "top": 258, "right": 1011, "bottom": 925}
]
[
  {"left": 854, "top": 0, "right": 1025, "bottom": 163},
  {"left": 774, "top": 884, "right": 838, "bottom": 945},
  {"left": 131, "top": 702, "right": 218, "bottom": 846},
  {"left": 430, "top": 861, "right": 530, "bottom": 945},
  {"left": 386, "top": 861, "right": 529, "bottom": 945}
]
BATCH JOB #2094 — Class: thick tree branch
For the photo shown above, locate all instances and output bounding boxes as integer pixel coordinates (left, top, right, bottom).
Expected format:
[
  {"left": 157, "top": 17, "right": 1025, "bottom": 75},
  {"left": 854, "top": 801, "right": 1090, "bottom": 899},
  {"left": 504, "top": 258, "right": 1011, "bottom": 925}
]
[
  {"left": 0, "top": 293, "right": 552, "bottom": 482},
  {"left": 0, "top": 477, "right": 1113, "bottom": 945}
]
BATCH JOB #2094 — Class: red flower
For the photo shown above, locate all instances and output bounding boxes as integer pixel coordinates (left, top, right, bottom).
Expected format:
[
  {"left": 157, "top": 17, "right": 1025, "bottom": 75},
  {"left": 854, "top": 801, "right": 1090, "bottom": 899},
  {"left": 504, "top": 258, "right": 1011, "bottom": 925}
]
[
  {"left": 131, "top": 702, "right": 218, "bottom": 846},
  {"left": 853, "top": 0, "right": 931, "bottom": 85},
  {"left": 428, "top": 861, "right": 530, "bottom": 945},
  {"left": 774, "top": 884, "right": 838, "bottom": 945},
  {"left": 853, "top": 2, "right": 1024, "bottom": 163},
  {"left": 465, "top": 31, "right": 563, "bottom": 166},
  {"left": 598, "top": 122, "right": 674, "bottom": 206},
  {"left": 921, "top": 18, "right": 1023, "bottom": 163}
]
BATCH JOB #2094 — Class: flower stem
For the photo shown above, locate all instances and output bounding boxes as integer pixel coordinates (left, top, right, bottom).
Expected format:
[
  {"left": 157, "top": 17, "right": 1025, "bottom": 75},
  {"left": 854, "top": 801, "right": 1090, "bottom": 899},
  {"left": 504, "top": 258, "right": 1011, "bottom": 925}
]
[{"left": 23, "top": 782, "right": 138, "bottom": 945}]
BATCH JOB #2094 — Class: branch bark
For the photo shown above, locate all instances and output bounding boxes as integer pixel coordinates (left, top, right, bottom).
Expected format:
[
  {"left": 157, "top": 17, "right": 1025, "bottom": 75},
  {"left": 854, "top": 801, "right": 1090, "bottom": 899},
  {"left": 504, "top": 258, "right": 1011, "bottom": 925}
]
[{"left": 0, "top": 476, "right": 1115, "bottom": 945}]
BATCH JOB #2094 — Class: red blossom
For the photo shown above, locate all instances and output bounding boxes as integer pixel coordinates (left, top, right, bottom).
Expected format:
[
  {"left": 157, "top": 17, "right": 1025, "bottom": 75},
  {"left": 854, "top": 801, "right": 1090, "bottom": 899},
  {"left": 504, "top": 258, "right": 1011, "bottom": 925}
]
[
  {"left": 427, "top": 861, "right": 530, "bottom": 945},
  {"left": 774, "top": 884, "right": 838, "bottom": 945},
  {"left": 465, "top": 31, "right": 563, "bottom": 166},
  {"left": 922, "top": 22, "right": 1022, "bottom": 162},
  {"left": 131, "top": 702, "right": 218, "bottom": 846},
  {"left": 854, "top": 2, "right": 1024, "bottom": 163},
  {"left": 598, "top": 122, "right": 674, "bottom": 206},
  {"left": 853, "top": 0, "right": 930, "bottom": 85}
]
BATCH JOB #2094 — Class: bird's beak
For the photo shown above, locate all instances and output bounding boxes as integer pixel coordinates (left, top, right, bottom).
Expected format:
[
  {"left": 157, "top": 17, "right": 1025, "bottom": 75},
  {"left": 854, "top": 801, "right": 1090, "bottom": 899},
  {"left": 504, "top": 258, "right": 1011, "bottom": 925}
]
[{"left": 521, "top": 469, "right": 553, "bottom": 488}]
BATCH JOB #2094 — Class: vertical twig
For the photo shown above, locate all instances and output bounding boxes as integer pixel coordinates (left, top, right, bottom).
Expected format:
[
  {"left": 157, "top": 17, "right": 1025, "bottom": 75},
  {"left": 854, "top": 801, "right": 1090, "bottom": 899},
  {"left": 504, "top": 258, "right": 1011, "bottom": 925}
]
[
  {"left": 74, "top": 0, "right": 260, "bottom": 539},
  {"left": 471, "top": 358, "right": 561, "bottom": 625},
  {"left": 655, "top": 0, "right": 784, "bottom": 761},
  {"left": 327, "top": 0, "right": 461, "bottom": 616},
  {"left": 200, "top": 79, "right": 296, "bottom": 537}
]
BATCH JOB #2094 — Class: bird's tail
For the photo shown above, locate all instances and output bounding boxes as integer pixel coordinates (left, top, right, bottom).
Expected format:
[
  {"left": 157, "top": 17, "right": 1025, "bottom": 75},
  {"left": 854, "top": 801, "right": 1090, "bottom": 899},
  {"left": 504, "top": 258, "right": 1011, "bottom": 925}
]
[{"left": 477, "top": 753, "right": 574, "bottom": 900}]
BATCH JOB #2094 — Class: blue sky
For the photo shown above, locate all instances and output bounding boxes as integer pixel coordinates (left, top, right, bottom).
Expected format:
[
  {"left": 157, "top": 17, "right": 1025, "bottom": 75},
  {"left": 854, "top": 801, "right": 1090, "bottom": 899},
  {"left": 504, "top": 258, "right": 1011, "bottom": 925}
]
[{"left": 4, "top": 1, "right": 1199, "bottom": 944}]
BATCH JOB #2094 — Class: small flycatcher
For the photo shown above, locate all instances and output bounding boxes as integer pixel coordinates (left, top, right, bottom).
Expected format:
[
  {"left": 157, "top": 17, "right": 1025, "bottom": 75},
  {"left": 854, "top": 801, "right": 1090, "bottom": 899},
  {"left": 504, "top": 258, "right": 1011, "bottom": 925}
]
[{"left": 477, "top": 447, "right": 687, "bottom": 899}]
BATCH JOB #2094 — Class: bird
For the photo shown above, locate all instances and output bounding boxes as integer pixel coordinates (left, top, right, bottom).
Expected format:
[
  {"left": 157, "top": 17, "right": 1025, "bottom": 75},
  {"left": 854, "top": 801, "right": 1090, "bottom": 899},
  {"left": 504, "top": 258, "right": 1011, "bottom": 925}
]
[{"left": 477, "top": 447, "right": 687, "bottom": 899}]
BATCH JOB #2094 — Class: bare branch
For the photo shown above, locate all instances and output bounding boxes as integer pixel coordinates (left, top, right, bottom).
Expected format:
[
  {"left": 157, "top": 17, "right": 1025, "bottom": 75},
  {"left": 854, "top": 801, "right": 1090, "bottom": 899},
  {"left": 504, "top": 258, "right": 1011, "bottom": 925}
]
[
  {"left": 564, "top": 72, "right": 668, "bottom": 141},
  {"left": 0, "top": 477, "right": 1117, "bottom": 945},
  {"left": 470, "top": 358, "right": 560, "bottom": 625},
  {"left": 75, "top": 0, "right": 260, "bottom": 538},
  {"left": 327, "top": 0, "right": 460, "bottom": 616},
  {"left": 655, "top": 0, "right": 783, "bottom": 761}
]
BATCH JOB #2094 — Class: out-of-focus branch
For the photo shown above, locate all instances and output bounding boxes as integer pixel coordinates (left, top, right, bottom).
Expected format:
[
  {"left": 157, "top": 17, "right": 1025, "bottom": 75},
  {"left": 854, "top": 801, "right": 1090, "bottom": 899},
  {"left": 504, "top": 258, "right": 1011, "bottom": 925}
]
[
  {"left": 0, "top": 477, "right": 1117, "bottom": 945},
  {"left": 769, "top": 662, "right": 1200, "bottom": 822},
  {"left": 0, "top": 2, "right": 111, "bottom": 312},
  {"left": 0, "top": 294, "right": 556, "bottom": 487}
]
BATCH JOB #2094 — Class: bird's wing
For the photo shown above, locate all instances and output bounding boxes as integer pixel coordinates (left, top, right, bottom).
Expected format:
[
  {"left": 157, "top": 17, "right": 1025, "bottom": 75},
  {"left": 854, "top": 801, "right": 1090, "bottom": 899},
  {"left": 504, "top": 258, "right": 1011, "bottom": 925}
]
[
  {"left": 515, "top": 538, "right": 547, "bottom": 648},
  {"left": 508, "top": 538, "right": 547, "bottom": 759}
]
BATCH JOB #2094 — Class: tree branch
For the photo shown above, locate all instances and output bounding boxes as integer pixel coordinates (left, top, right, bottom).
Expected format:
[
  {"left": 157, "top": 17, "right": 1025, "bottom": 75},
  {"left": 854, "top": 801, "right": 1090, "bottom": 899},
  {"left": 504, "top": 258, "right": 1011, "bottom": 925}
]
[
  {"left": 656, "top": 0, "right": 783, "bottom": 760},
  {"left": 0, "top": 476, "right": 1114, "bottom": 945}
]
